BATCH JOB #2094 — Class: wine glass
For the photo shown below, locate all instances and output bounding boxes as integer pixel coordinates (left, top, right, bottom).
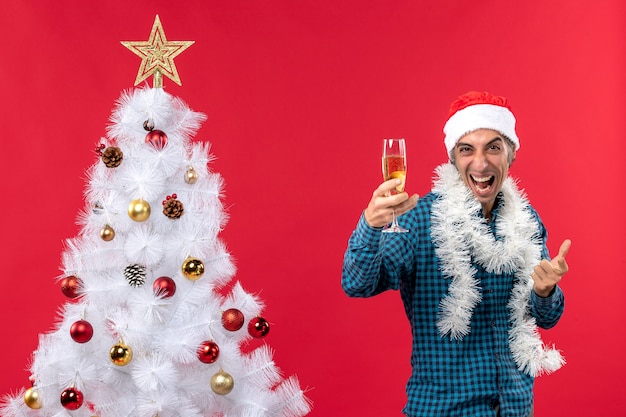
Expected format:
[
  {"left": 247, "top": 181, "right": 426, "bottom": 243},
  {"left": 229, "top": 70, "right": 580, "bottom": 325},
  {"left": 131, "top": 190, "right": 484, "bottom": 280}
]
[{"left": 382, "top": 138, "right": 408, "bottom": 233}]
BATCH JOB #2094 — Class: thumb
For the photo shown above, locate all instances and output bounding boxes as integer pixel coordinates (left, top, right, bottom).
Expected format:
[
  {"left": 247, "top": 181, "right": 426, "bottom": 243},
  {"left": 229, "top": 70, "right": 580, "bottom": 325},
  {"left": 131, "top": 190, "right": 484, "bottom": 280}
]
[
  {"left": 553, "top": 239, "right": 571, "bottom": 275},
  {"left": 557, "top": 239, "right": 572, "bottom": 260}
]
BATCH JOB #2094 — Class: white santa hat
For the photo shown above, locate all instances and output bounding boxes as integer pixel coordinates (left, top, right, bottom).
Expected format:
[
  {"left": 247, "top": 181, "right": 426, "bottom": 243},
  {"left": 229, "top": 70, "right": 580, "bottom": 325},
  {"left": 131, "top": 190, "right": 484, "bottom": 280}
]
[{"left": 443, "top": 91, "right": 520, "bottom": 154}]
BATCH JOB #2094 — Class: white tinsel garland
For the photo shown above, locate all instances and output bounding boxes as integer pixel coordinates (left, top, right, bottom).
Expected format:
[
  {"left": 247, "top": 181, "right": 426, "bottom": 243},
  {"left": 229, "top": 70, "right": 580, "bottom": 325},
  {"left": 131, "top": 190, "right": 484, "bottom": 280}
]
[{"left": 430, "top": 163, "right": 564, "bottom": 376}]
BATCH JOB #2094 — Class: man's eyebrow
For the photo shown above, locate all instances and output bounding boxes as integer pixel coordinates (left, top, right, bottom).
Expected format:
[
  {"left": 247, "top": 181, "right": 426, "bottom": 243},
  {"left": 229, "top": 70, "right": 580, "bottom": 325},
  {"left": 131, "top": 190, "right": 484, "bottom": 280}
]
[
  {"left": 456, "top": 136, "right": 504, "bottom": 149},
  {"left": 486, "top": 136, "right": 504, "bottom": 146},
  {"left": 455, "top": 140, "right": 474, "bottom": 148}
]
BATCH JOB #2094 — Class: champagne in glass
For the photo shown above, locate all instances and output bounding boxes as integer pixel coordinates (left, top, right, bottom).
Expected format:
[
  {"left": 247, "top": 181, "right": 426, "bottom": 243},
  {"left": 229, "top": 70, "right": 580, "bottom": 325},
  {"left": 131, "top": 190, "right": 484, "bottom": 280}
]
[{"left": 382, "top": 138, "right": 408, "bottom": 233}]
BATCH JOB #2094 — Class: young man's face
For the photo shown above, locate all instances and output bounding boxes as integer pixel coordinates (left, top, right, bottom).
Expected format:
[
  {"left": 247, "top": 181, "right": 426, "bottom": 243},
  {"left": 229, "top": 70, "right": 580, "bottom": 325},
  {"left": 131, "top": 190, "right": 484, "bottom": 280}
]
[{"left": 452, "top": 128, "right": 515, "bottom": 215}]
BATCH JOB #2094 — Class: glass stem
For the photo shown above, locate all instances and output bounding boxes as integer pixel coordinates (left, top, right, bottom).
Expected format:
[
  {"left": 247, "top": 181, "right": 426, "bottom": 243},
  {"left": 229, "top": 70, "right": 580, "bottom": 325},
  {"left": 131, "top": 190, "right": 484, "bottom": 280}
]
[{"left": 391, "top": 210, "right": 398, "bottom": 227}]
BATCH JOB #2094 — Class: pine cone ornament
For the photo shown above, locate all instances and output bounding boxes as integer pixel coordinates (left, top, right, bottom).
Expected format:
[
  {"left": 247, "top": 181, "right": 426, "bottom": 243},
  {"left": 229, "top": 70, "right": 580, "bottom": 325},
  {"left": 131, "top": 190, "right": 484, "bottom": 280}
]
[
  {"left": 124, "top": 264, "right": 146, "bottom": 287},
  {"left": 162, "top": 194, "right": 184, "bottom": 219},
  {"left": 143, "top": 119, "right": 155, "bottom": 131},
  {"left": 101, "top": 146, "right": 123, "bottom": 168}
]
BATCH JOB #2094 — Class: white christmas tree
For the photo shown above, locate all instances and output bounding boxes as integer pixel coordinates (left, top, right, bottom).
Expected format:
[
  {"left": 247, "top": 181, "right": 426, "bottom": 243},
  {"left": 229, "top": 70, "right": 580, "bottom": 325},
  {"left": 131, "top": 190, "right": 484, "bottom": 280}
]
[{"left": 1, "top": 16, "right": 310, "bottom": 417}]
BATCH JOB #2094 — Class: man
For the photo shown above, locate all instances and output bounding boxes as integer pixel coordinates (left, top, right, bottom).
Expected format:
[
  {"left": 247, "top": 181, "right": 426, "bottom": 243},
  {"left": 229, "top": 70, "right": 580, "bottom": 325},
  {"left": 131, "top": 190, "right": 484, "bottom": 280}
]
[{"left": 341, "top": 91, "right": 569, "bottom": 417}]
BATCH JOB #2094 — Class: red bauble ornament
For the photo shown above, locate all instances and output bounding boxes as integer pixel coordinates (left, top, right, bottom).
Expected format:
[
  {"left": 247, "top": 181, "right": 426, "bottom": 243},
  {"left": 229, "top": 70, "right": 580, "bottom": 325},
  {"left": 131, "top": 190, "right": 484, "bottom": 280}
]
[
  {"left": 221, "top": 308, "right": 244, "bottom": 331},
  {"left": 60, "top": 276, "right": 83, "bottom": 299},
  {"left": 60, "top": 387, "right": 84, "bottom": 410},
  {"left": 153, "top": 276, "right": 176, "bottom": 298},
  {"left": 197, "top": 340, "right": 220, "bottom": 364},
  {"left": 145, "top": 129, "right": 168, "bottom": 150},
  {"left": 248, "top": 316, "right": 270, "bottom": 338},
  {"left": 70, "top": 320, "right": 94, "bottom": 343}
]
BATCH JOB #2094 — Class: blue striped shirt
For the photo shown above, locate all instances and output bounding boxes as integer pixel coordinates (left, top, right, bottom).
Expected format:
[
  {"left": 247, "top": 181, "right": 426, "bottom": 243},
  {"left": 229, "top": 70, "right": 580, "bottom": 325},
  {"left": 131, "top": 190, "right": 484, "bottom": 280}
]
[{"left": 342, "top": 191, "right": 564, "bottom": 417}]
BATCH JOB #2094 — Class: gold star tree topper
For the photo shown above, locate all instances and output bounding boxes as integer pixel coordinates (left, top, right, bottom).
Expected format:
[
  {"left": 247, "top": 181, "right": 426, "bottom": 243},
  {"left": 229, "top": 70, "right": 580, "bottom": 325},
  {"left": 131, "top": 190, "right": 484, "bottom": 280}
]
[{"left": 121, "top": 15, "right": 194, "bottom": 88}]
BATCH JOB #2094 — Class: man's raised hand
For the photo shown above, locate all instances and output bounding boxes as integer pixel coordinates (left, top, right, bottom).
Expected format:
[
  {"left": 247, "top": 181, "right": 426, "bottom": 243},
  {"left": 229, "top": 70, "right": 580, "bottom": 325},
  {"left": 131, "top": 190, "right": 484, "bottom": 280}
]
[
  {"left": 364, "top": 179, "right": 418, "bottom": 228},
  {"left": 532, "top": 239, "right": 571, "bottom": 297}
]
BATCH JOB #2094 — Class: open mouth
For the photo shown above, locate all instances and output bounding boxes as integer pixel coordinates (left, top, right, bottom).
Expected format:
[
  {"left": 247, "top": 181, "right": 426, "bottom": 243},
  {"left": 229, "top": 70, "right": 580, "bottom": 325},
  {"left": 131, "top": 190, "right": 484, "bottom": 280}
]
[{"left": 470, "top": 174, "right": 495, "bottom": 193}]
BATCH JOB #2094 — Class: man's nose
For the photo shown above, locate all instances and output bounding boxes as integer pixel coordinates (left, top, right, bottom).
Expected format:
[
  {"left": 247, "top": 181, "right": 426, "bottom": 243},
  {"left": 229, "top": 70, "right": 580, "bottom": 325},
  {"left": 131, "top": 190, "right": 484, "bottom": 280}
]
[{"left": 473, "top": 151, "right": 488, "bottom": 169}]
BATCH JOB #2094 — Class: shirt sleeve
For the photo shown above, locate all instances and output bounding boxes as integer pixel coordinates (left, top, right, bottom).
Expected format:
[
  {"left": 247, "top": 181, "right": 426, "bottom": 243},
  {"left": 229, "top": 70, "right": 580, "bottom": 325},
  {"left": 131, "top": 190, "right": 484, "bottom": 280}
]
[
  {"left": 530, "top": 285, "right": 565, "bottom": 329},
  {"left": 341, "top": 213, "right": 401, "bottom": 298}
]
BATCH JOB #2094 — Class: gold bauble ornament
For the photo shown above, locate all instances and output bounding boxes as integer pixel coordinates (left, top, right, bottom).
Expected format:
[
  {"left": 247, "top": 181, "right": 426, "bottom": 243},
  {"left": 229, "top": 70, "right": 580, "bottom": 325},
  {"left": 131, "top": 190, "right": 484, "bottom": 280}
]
[
  {"left": 128, "top": 199, "right": 151, "bottom": 222},
  {"left": 210, "top": 369, "right": 234, "bottom": 395},
  {"left": 109, "top": 342, "right": 133, "bottom": 366},
  {"left": 184, "top": 166, "right": 199, "bottom": 184},
  {"left": 100, "top": 224, "right": 115, "bottom": 241},
  {"left": 182, "top": 257, "right": 205, "bottom": 280},
  {"left": 24, "top": 387, "right": 43, "bottom": 409}
]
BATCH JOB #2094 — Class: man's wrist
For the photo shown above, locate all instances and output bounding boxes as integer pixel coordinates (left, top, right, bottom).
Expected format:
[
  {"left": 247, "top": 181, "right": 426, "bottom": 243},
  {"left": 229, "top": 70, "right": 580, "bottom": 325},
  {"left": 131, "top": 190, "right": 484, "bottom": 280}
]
[{"left": 533, "top": 285, "right": 556, "bottom": 299}]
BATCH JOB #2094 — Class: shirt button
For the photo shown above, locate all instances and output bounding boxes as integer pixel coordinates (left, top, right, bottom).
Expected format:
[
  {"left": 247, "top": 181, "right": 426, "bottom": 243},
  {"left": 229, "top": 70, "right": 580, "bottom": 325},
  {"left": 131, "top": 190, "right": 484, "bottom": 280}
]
[
  {"left": 495, "top": 353, "right": 500, "bottom": 359},
  {"left": 490, "top": 320, "right": 496, "bottom": 327}
]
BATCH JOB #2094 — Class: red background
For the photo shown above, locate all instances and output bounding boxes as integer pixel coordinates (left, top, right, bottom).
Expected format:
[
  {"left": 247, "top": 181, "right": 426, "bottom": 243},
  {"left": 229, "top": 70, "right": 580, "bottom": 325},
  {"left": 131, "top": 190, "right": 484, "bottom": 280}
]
[{"left": 1, "top": 1, "right": 624, "bottom": 416}]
